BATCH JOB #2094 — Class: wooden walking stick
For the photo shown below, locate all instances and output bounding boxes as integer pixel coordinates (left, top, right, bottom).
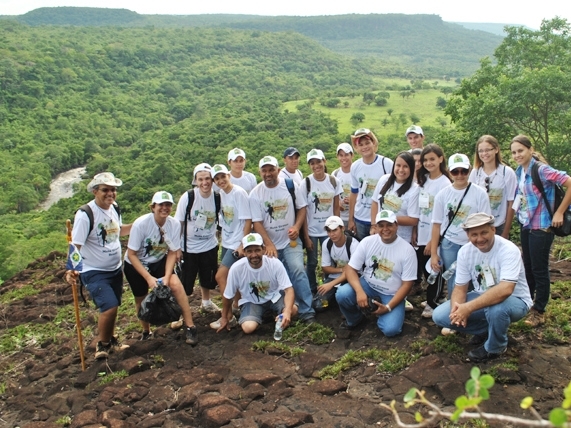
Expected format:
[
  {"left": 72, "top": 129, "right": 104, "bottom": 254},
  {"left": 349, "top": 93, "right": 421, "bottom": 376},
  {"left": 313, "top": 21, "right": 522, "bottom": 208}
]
[{"left": 66, "top": 219, "right": 86, "bottom": 371}]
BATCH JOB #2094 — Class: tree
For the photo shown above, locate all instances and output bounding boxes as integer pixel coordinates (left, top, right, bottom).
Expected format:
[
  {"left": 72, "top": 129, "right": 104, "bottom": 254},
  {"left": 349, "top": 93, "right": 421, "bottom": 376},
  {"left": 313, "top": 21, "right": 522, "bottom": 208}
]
[
  {"left": 440, "top": 86, "right": 454, "bottom": 98},
  {"left": 435, "top": 96, "right": 447, "bottom": 110},
  {"left": 350, "top": 112, "right": 365, "bottom": 125},
  {"left": 444, "top": 17, "right": 571, "bottom": 167},
  {"left": 387, "top": 108, "right": 394, "bottom": 116},
  {"left": 374, "top": 96, "right": 387, "bottom": 106},
  {"left": 410, "top": 113, "right": 420, "bottom": 124}
]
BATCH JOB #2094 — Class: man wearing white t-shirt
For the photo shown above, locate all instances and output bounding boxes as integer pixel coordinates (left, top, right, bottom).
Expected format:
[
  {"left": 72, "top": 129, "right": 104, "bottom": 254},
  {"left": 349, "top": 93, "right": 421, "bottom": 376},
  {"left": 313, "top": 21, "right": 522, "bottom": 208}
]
[
  {"left": 405, "top": 125, "right": 425, "bottom": 150},
  {"left": 331, "top": 143, "right": 354, "bottom": 227},
  {"left": 216, "top": 233, "right": 297, "bottom": 334},
  {"left": 278, "top": 147, "right": 304, "bottom": 185},
  {"left": 68, "top": 172, "right": 132, "bottom": 359},
  {"left": 250, "top": 156, "right": 316, "bottom": 324},
  {"left": 336, "top": 210, "right": 417, "bottom": 336},
  {"left": 432, "top": 213, "right": 532, "bottom": 362}
]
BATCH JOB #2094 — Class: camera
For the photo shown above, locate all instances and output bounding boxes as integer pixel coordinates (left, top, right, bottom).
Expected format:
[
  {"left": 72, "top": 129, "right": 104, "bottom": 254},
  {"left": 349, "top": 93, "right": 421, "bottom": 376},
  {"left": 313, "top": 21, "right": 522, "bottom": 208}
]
[{"left": 367, "top": 297, "right": 381, "bottom": 312}]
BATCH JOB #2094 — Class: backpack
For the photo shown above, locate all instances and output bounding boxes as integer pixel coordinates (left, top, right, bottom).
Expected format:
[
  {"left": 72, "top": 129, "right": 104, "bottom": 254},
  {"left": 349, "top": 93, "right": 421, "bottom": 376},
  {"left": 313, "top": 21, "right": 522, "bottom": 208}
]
[
  {"left": 531, "top": 162, "right": 571, "bottom": 237},
  {"left": 78, "top": 203, "right": 121, "bottom": 235},
  {"left": 304, "top": 175, "right": 338, "bottom": 195},
  {"left": 182, "top": 189, "right": 222, "bottom": 252}
]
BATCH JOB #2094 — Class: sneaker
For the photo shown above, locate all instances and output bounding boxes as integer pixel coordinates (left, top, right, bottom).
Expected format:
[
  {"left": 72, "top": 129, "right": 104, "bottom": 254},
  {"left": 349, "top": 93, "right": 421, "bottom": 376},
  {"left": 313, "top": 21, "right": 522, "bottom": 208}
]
[
  {"left": 467, "top": 345, "right": 505, "bottom": 363},
  {"left": 339, "top": 317, "right": 365, "bottom": 330},
  {"left": 200, "top": 300, "right": 221, "bottom": 314},
  {"left": 421, "top": 305, "right": 434, "bottom": 319},
  {"left": 441, "top": 327, "right": 457, "bottom": 336},
  {"left": 524, "top": 309, "right": 545, "bottom": 327},
  {"left": 95, "top": 341, "right": 111, "bottom": 360},
  {"left": 420, "top": 300, "right": 428, "bottom": 308},
  {"left": 302, "top": 316, "right": 316, "bottom": 325},
  {"left": 140, "top": 331, "right": 152, "bottom": 341},
  {"left": 405, "top": 300, "right": 414, "bottom": 312},
  {"left": 109, "top": 336, "right": 129, "bottom": 353},
  {"left": 468, "top": 333, "right": 488, "bottom": 346},
  {"left": 210, "top": 315, "right": 238, "bottom": 330},
  {"left": 170, "top": 316, "right": 184, "bottom": 330},
  {"left": 185, "top": 325, "right": 198, "bottom": 346}
]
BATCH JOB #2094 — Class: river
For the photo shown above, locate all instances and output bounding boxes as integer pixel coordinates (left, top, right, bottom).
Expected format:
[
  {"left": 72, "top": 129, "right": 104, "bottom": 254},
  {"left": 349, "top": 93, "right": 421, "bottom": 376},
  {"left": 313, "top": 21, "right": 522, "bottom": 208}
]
[{"left": 39, "top": 167, "right": 87, "bottom": 210}]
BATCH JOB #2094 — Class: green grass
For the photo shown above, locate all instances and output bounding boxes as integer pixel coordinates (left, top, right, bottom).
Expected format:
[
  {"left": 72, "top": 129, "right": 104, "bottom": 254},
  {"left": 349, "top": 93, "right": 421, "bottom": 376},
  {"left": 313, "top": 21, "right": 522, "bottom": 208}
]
[
  {"left": 0, "top": 285, "right": 40, "bottom": 303},
  {"left": 55, "top": 415, "right": 72, "bottom": 426},
  {"left": 252, "top": 340, "right": 305, "bottom": 357},
  {"left": 282, "top": 320, "right": 335, "bottom": 345},
  {"left": 431, "top": 334, "right": 463, "bottom": 354},
  {"left": 0, "top": 322, "right": 71, "bottom": 354},
  {"left": 486, "top": 358, "right": 519, "bottom": 384},
  {"left": 98, "top": 369, "right": 129, "bottom": 385}
]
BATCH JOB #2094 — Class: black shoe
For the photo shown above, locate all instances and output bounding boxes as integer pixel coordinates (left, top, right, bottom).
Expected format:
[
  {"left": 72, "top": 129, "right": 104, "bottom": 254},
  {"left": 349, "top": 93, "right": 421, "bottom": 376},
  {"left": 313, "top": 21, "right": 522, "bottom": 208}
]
[
  {"left": 468, "top": 333, "right": 488, "bottom": 346},
  {"left": 340, "top": 317, "right": 365, "bottom": 330},
  {"left": 109, "top": 336, "right": 129, "bottom": 353},
  {"left": 140, "top": 331, "right": 152, "bottom": 341},
  {"left": 467, "top": 345, "right": 505, "bottom": 363},
  {"left": 302, "top": 316, "right": 316, "bottom": 325},
  {"left": 185, "top": 326, "right": 198, "bottom": 346},
  {"left": 95, "top": 341, "right": 111, "bottom": 360}
]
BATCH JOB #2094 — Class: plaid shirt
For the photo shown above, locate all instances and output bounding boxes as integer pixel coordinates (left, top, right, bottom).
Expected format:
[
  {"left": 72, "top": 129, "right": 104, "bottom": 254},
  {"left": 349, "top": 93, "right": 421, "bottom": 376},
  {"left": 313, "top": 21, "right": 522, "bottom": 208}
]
[{"left": 515, "top": 157, "right": 569, "bottom": 230}]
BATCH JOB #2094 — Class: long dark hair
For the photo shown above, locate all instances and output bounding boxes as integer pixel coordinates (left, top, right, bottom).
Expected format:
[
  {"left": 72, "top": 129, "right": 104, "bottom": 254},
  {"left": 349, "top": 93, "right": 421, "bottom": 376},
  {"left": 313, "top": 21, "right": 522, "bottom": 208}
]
[
  {"left": 417, "top": 144, "right": 451, "bottom": 187},
  {"left": 510, "top": 134, "right": 548, "bottom": 163},
  {"left": 379, "top": 151, "right": 415, "bottom": 197}
]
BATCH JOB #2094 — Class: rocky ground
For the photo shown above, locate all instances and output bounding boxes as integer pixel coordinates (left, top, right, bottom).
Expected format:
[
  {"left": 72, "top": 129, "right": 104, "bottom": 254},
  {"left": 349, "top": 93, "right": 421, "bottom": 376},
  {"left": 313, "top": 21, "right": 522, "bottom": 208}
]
[{"left": 1, "top": 251, "right": 570, "bottom": 428}]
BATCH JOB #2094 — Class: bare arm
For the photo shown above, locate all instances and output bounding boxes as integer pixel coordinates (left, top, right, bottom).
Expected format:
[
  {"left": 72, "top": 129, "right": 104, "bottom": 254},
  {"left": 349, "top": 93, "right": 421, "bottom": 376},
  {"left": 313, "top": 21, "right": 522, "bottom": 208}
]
[
  {"left": 430, "top": 223, "right": 442, "bottom": 272},
  {"left": 348, "top": 192, "right": 357, "bottom": 233},
  {"left": 502, "top": 201, "right": 515, "bottom": 239},
  {"left": 553, "top": 177, "right": 571, "bottom": 227},
  {"left": 280, "top": 287, "right": 295, "bottom": 328},
  {"left": 333, "top": 195, "right": 340, "bottom": 217},
  {"left": 120, "top": 223, "right": 132, "bottom": 236},
  {"left": 253, "top": 221, "right": 277, "bottom": 258},
  {"left": 345, "top": 265, "right": 368, "bottom": 309}
]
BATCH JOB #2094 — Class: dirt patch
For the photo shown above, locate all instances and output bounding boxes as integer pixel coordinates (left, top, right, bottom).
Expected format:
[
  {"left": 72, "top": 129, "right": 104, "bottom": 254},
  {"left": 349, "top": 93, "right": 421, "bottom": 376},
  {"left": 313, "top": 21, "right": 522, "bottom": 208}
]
[{"left": 0, "top": 251, "right": 570, "bottom": 427}]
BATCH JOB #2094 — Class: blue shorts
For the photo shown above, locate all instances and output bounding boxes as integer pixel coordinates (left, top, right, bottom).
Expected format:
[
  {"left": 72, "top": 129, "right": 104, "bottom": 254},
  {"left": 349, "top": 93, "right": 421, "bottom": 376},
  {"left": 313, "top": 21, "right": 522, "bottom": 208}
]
[
  {"left": 239, "top": 291, "right": 285, "bottom": 325},
  {"left": 220, "top": 247, "right": 241, "bottom": 269},
  {"left": 80, "top": 268, "right": 123, "bottom": 313}
]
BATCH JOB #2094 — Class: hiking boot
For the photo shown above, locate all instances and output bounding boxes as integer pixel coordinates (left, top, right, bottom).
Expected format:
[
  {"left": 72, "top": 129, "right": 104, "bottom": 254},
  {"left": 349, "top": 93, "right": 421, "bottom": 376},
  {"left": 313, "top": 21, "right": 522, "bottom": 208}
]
[
  {"left": 405, "top": 299, "right": 414, "bottom": 312},
  {"left": 210, "top": 315, "right": 238, "bottom": 330},
  {"left": 140, "top": 331, "right": 152, "bottom": 341},
  {"left": 185, "top": 325, "right": 198, "bottom": 346},
  {"left": 441, "top": 327, "right": 457, "bottom": 336},
  {"left": 200, "top": 300, "right": 221, "bottom": 314},
  {"left": 467, "top": 345, "right": 505, "bottom": 363},
  {"left": 95, "top": 341, "right": 111, "bottom": 360},
  {"left": 170, "top": 316, "right": 183, "bottom": 330},
  {"left": 340, "top": 317, "right": 366, "bottom": 330},
  {"left": 524, "top": 309, "right": 545, "bottom": 327},
  {"left": 421, "top": 305, "right": 434, "bottom": 319},
  {"left": 110, "top": 336, "right": 129, "bottom": 353}
]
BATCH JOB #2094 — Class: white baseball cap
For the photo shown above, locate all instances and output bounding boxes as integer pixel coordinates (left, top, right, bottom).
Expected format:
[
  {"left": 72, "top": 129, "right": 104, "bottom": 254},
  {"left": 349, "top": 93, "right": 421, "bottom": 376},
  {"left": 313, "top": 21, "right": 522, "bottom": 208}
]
[
  {"left": 405, "top": 125, "right": 424, "bottom": 137},
  {"left": 375, "top": 210, "right": 397, "bottom": 224},
  {"left": 152, "top": 191, "right": 174, "bottom": 204},
  {"left": 336, "top": 143, "right": 353, "bottom": 154},
  {"left": 448, "top": 153, "right": 470, "bottom": 171},
  {"left": 87, "top": 172, "right": 123, "bottom": 192},
  {"left": 228, "top": 148, "right": 246, "bottom": 161},
  {"left": 307, "top": 148, "right": 325, "bottom": 162},
  {"left": 192, "top": 163, "right": 213, "bottom": 185},
  {"left": 324, "top": 216, "right": 344, "bottom": 230},
  {"left": 259, "top": 156, "right": 279, "bottom": 168},
  {"left": 242, "top": 233, "right": 264, "bottom": 248},
  {"left": 211, "top": 164, "right": 230, "bottom": 178}
]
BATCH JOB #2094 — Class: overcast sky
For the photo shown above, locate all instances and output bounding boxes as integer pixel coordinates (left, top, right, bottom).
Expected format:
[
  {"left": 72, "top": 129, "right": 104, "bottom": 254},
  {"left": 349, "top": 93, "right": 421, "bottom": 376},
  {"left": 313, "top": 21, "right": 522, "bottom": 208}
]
[{"left": 0, "top": 0, "right": 567, "bottom": 29}]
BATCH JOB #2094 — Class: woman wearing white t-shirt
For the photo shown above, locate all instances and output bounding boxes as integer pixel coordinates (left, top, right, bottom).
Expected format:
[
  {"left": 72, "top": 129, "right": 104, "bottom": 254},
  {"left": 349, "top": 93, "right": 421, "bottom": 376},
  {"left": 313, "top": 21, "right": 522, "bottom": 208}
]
[
  {"left": 124, "top": 191, "right": 197, "bottom": 345},
  {"left": 469, "top": 135, "right": 517, "bottom": 237},
  {"left": 301, "top": 149, "right": 341, "bottom": 294}
]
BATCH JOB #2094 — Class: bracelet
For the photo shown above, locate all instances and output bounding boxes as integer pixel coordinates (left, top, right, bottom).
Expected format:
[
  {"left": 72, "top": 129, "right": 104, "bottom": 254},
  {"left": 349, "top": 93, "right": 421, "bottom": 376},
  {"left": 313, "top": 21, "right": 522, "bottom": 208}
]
[{"left": 385, "top": 303, "right": 392, "bottom": 312}]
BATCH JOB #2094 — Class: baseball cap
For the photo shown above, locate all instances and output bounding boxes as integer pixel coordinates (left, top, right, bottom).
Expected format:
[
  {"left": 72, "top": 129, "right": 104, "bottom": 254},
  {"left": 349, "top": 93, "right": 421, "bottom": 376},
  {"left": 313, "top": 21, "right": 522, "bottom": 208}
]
[
  {"left": 87, "top": 172, "right": 123, "bottom": 192},
  {"left": 375, "top": 210, "right": 397, "bottom": 224},
  {"left": 152, "top": 191, "right": 174, "bottom": 205},
  {"left": 336, "top": 143, "right": 353, "bottom": 154},
  {"left": 350, "top": 128, "right": 378, "bottom": 145},
  {"left": 405, "top": 125, "right": 424, "bottom": 137},
  {"left": 228, "top": 148, "right": 246, "bottom": 161},
  {"left": 461, "top": 213, "right": 495, "bottom": 230},
  {"left": 307, "top": 148, "right": 325, "bottom": 163},
  {"left": 448, "top": 153, "right": 470, "bottom": 171},
  {"left": 192, "top": 163, "right": 212, "bottom": 185},
  {"left": 242, "top": 233, "right": 264, "bottom": 248},
  {"left": 259, "top": 156, "right": 279, "bottom": 168},
  {"left": 283, "top": 147, "right": 301, "bottom": 158},
  {"left": 211, "top": 164, "right": 230, "bottom": 178},
  {"left": 324, "top": 216, "right": 344, "bottom": 230}
]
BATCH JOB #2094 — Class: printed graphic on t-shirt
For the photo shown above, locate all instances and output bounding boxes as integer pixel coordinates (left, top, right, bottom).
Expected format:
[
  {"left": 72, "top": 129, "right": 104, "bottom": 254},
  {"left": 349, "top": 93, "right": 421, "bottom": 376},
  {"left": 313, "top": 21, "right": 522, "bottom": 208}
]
[
  {"left": 97, "top": 219, "right": 120, "bottom": 247},
  {"left": 369, "top": 255, "right": 394, "bottom": 281},
  {"left": 143, "top": 238, "right": 168, "bottom": 259},
  {"left": 475, "top": 264, "right": 497, "bottom": 291},
  {"left": 360, "top": 177, "right": 377, "bottom": 199},
  {"left": 446, "top": 202, "right": 472, "bottom": 226},
  {"left": 264, "top": 198, "right": 289, "bottom": 223},
  {"left": 222, "top": 206, "right": 235, "bottom": 226},
  {"left": 381, "top": 194, "right": 403, "bottom": 213},
  {"left": 420, "top": 194, "right": 436, "bottom": 217},
  {"left": 249, "top": 280, "right": 270, "bottom": 302},
  {"left": 333, "top": 258, "right": 348, "bottom": 268},
  {"left": 340, "top": 183, "right": 350, "bottom": 209},
  {"left": 192, "top": 209, "right": 216, "bottom": 230},
  {"left": 310, "top": 191, "right": 334, "bottom": 213},
  {"left": 488, "top": 188, "right": 503, "bottom": 210}
]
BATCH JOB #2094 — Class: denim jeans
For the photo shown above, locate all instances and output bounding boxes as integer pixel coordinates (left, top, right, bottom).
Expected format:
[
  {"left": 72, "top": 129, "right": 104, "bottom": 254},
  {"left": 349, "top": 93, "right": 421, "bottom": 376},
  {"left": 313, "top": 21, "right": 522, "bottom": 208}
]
[
  {"left": 432, "top": 292, "right": 529, "bottom": 353},
  {"left": 521, "top": 228, "right": 554, "bottom": 312},
  {"left": 278, "top": 238, "right": 315, "bottom": 320},
  {"left": 335, "top": 277, "right": 406, "bottom": 337},
  {"left": 307, "top": 235, "right": 328, "bottom": 293},
  {"left": 355, "top": 219, "right": 371, "bottom": 241},
  {"left": 439, "top": 238, "right": 463, "bottom": 297}
]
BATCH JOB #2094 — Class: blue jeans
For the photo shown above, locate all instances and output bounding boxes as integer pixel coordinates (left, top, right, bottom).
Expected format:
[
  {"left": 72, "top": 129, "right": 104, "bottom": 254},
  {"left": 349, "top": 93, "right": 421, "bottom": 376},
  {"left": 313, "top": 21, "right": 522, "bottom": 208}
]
[
  {"left": 521, "top": 228, "right": 554, "bottom": 312},
  {"left": 335, "top": 277, "right": 406, "bottom": 337},
  {"left": 307, "top": 235, "right": 328, "bottom": 293},
  {"left": 278, "top": 238, "right": 315, "bottom": 320},
  {"left": 440, "top": 238, "right": 462, "bottom": 296},
  {"left": 432, "top": 292, "right": 529, "bottom": 354},
  {"left": 354, "top": 219, "right": 371, "bottom": 241}
]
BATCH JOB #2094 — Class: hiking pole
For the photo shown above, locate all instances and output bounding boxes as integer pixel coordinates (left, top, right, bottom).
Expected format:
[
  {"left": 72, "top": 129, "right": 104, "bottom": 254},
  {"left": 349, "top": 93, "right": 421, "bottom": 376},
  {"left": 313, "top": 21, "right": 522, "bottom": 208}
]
[{"left": 65, "top": 219, "right": 86, "bottom": 371}]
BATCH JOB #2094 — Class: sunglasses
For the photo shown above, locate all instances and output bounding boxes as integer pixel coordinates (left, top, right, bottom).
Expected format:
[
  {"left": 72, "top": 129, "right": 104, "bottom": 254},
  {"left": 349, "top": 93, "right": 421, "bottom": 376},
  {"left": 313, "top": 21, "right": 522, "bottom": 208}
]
[
  {"left": 484, "top": 177, "right": 490, "bottom": 193},
  {"left": 99, "top": 187, "right": 117, "bottom": 193},
  {"left": 450, "top": 168, "right": 469, "bottom": 176},
  {"left": 158, "top": 227, "right": 165, "bottom": 244}
]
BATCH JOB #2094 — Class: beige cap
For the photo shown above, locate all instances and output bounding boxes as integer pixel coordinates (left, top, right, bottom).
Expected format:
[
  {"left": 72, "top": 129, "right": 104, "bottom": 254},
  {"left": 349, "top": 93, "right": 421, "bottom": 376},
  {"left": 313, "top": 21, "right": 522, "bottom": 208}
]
[
  {"left": 87, "top": 172, "right": 122, "bottom": 192},
  {"left": 461, "top": 213, "right": 495, "bottom": 230}
]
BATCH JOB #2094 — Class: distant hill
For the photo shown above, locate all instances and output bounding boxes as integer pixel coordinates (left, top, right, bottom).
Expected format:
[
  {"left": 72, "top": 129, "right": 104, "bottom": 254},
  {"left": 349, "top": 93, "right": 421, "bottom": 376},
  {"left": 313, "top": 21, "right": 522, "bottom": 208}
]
[
  {"left": 0, "top": 8, "right": 504, "bottom": 76},
  {"left": 453, "top": 22, "right": 515, "bottom": 36}
]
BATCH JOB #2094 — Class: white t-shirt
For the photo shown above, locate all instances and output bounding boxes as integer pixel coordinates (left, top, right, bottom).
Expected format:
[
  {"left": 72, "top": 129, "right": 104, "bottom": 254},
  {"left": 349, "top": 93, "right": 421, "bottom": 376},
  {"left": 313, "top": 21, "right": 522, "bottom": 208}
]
[
  {"left": 174, "top": 189, "right": 218, "bottom": 253},
  {"left": 72, "top": 200, "right": 122, "bottom": 272},
  {"left": 278, "top": 169, "right": 303, "bottom": 186},
  {"left": 348, "top": 234, "right": 417, "bottom": 295},
  {"left": 300, "top": 174, "right": 342, "bottom": 237},
  {"left": 456, "top": 236, "right": 533, "bottom": 308},
  {"left": 351, "top": 155, "right": 394, "bottom": 223},
  {"left": 372, "top": 174, "right": 420, "bottom": 244},
  {"left": 125, "top": 213, "right": 180, "bottom": 266},
  {"left": 231, "top": 171, "right": 258, "bottom": 194},
  {"left": 469, "top": 165, "right": 517, "bottom": 227},
  {"left": 417, "top": 174, "right": 452, "bottom": 246},
  {"left": 249, "top": 178, "right": 307, "bottom": 250},
  {"left": 332, "top": 168, "right": 352, "bottom": 222},
  {"left": 220, "top": 185, "right": 252, "bottom": 250},
  {"left": 224, "top": 256, "right": 292, "bottom": 306},
  {"left": 432, "top": 184, "right": 492, "bottom": 245},
  {"left": 322, "top": 236, "right": 360, "bottom": 279}
]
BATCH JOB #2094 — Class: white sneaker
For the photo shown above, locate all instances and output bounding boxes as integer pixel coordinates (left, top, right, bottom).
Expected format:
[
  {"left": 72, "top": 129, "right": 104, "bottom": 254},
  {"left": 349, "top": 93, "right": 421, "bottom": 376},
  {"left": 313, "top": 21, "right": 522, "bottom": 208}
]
[
  {"left": 210, "top": 315, "right": 238, "bottom": 330},
  {"left": 201, "top": 300, "right": 221, "bottom": 314},
  {"left": 405, "top": 300, "right": 414, "bottom": 312},
  {"left": 170, "top": 317, "right": 183, "bottom": 330},
  {"left": 441, "top": 327, "right": 457, "bottom": 336},
  {"left": 421, "top": 305, "right": 434, "bottom": 319},
  {"left": 420, "top": 300, "right": 427, "bottom": 308}
]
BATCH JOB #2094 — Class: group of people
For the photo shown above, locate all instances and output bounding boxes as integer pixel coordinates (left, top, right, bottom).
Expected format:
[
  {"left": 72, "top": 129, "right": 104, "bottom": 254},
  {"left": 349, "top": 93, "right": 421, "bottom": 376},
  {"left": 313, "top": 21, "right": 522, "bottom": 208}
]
[{"left": 67, "top": 126, "right": 571, "bottom": 363}]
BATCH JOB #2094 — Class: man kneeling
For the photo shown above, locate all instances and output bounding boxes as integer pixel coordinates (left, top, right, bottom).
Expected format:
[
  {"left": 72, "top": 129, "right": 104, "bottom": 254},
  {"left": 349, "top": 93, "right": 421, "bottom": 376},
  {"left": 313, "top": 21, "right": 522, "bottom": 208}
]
[
  {"left": 217, "top": 233, "right": 298, "bottom": 334},
  {"left": 432, "top": 213, "right": 532, "bottom": 362}
]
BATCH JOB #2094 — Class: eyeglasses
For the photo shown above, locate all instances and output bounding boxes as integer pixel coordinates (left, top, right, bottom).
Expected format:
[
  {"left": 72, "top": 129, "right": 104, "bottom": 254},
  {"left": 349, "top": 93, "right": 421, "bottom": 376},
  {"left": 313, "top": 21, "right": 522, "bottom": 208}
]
[
  {"left": 477, "top": 148, "right": 495, "bottom": 154},
  {"left": 484, "top": 177, "right": 490, "bottom": 193},
  {"left": 99, "top": 187, "right": 117, "bottom": 193},
  {"left": 450, "top": 168, "right": 469, "bottom": 176}
]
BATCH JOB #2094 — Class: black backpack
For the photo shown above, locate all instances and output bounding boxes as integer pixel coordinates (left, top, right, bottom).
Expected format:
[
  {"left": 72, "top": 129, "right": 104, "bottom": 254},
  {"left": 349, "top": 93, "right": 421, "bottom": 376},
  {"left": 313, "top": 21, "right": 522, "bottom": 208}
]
[{"left": 326, "top": 233, "right": 359, "bottom": 267}]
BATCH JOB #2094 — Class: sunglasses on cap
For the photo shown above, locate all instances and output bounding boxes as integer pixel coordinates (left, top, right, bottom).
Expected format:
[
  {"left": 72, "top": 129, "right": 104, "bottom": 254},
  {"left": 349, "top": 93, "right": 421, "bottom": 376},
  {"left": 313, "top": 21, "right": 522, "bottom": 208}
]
[{"left": 450, "top": 168, "right": 469, "bottom": 176}]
